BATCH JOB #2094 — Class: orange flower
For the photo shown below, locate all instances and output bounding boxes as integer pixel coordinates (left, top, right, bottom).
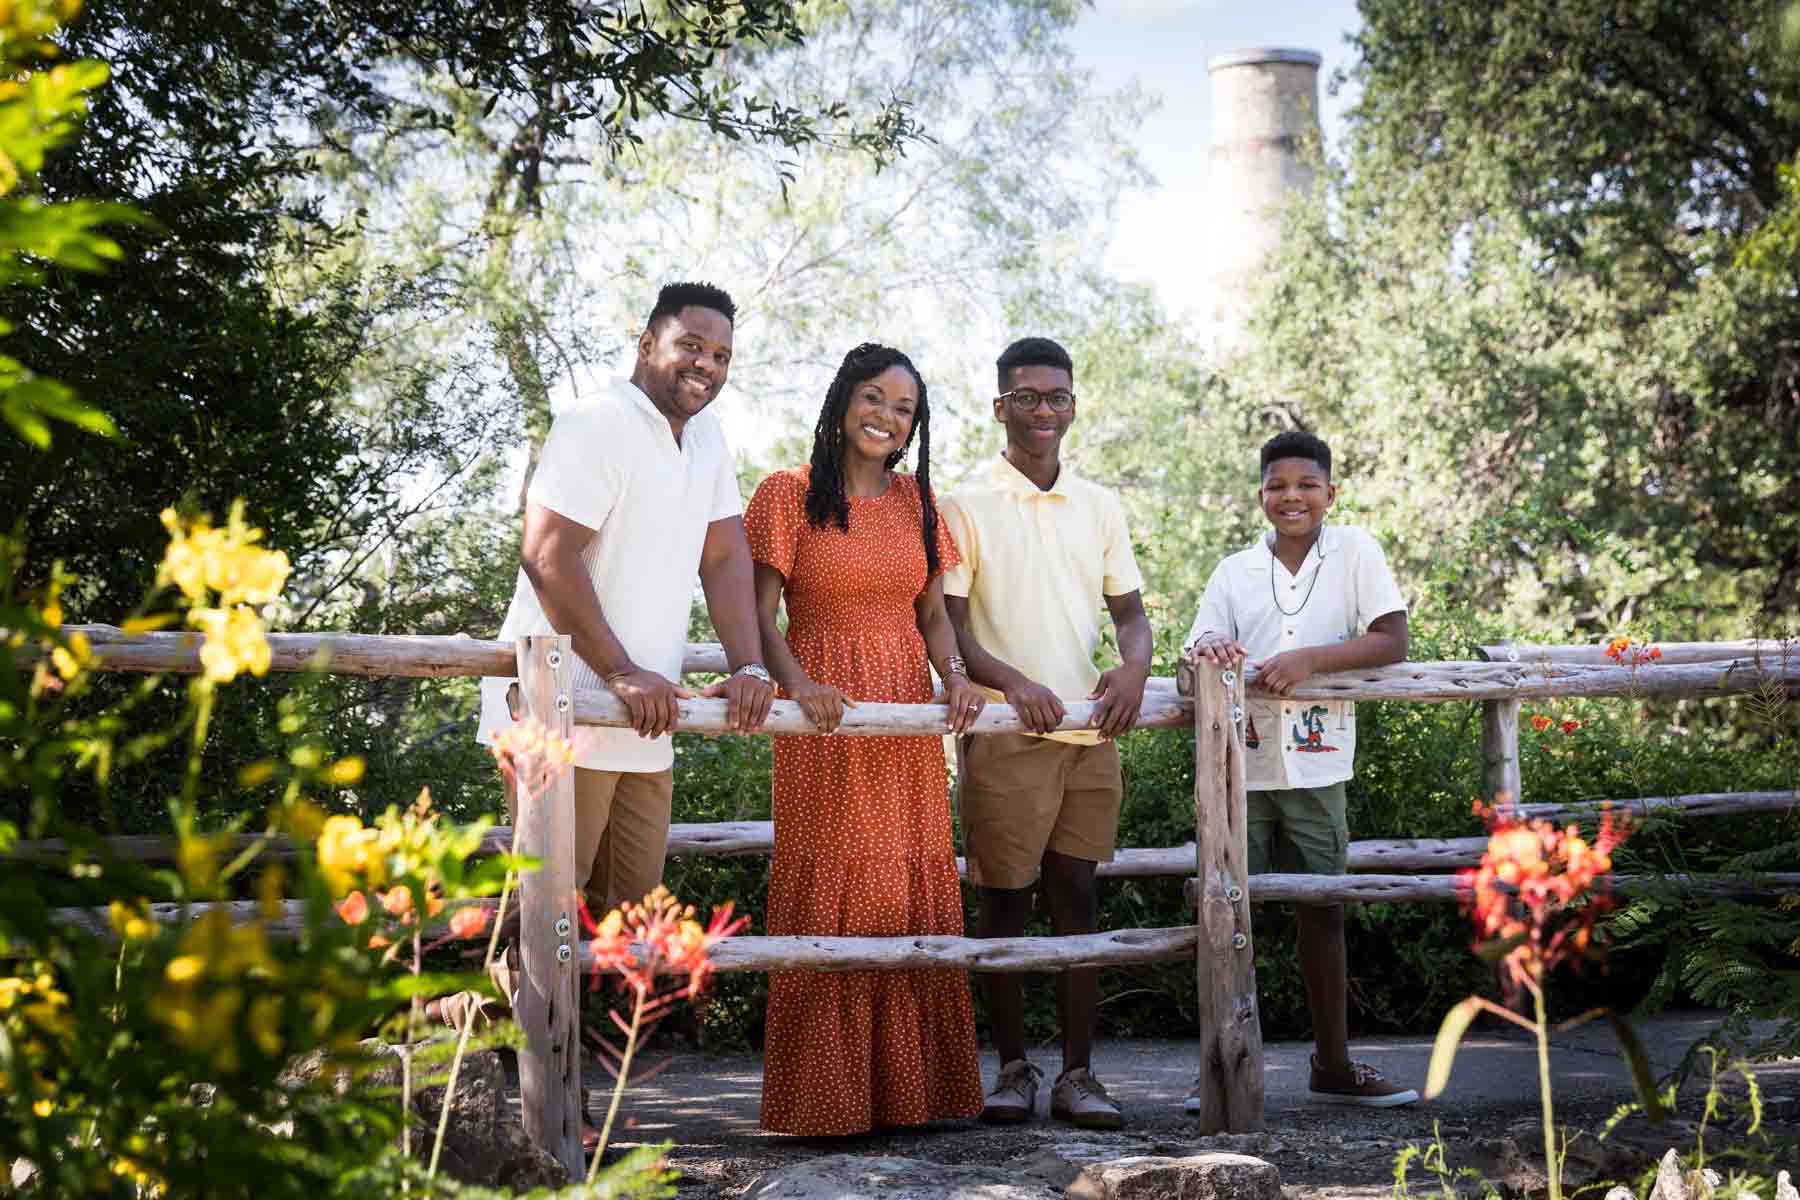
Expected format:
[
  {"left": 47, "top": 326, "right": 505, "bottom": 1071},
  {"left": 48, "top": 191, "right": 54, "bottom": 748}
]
[
  {"left": 1459, "top": 800, "right": 1630, "bottom": 1001},
  {"left": 381, "top": 885, "right": 414, "bottom": 917},
  {"left": 335, "top": 891, "right": 369, "bottom": 925},
  {"left": 1604, "top": 636, "right": 1663, "bottom": 667},
  {"left": 1560, "top": 719, "right": 1581, "bottom": 735},
  {"left": 448, "top": 906, "right": 490, "bottom": 940},
  {"left": 1529, "top": 714, "right": 1553, "bottom": 732},
  {"left": 583, "top": 886, "right": 748, "bottom": 1005}
]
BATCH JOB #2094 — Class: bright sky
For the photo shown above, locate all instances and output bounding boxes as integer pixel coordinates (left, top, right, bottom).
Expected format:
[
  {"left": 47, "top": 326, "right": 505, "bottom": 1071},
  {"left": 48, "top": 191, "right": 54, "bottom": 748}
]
[{"left": 1071, "top": 0, "right": 1364, "bottom": 321}]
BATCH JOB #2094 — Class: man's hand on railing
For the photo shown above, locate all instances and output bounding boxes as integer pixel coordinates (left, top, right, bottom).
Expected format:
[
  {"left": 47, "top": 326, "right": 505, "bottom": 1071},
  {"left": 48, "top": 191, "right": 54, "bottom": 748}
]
[
  {"left": 1089, "top": 662, "right": 1149, "bottom": 740},
  {"left": 1002, "top": 674, "right": 1066, "bottom": 735},
  {"left": 605, "top": 668, "right": 694, "bottom": 739},
  {"left": 698, "top": 670, "right": 775, "bottom": 734}
]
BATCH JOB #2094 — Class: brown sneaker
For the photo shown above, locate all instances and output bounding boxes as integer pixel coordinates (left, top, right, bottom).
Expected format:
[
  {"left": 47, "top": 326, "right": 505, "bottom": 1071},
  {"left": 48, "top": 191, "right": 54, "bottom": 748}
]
[
  {"left": 1050, "top": 1067, "right": 1123, "bottom": 1130},
  {"left": 1307, "top": 1055, "right": 1419, "bottom": 1107},
  {"left": 979, "top": 1058, "right": 1043, "bottom": 1124}
]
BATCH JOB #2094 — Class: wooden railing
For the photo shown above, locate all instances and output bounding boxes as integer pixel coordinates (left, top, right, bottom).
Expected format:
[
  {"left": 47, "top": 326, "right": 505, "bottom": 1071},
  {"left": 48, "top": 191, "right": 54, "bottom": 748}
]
[{"left": 20, "top": 626, "right": 1800, "bottom": 1174}]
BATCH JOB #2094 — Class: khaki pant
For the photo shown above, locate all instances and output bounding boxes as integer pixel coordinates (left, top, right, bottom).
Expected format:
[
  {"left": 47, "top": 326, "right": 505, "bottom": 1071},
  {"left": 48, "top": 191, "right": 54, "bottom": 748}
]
[
  {"left": 507, "top": 765, "right": 675, "bottom": 919},
  {"left": 959, "top": 733, "right": 1123, "bottom": 889},
  {"left": 485, "top": 766, "right": 674, "bottom": 1010}
]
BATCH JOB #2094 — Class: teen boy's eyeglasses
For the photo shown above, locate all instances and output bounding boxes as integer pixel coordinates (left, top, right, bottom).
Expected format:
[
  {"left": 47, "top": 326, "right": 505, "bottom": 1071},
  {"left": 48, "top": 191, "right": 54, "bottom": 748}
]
[{"left": 998, "top": 389, "right": 1076, "bottom": 413}]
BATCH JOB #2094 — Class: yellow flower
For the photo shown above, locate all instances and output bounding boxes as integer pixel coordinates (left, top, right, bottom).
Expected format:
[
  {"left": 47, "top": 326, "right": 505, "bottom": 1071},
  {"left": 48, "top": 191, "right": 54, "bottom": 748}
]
[
  {"left": 108, "top": 899, "right": 157, "bottom": 941},
  {"left": 316, "top": 814, "right": 384, "bottom": 894},
  {"left": 323, "top": 756, "right": 365, "bottom": 785},
  {"left": 49, "top": 631, "right": 89, "bottom": 680},
  {"left": 255, "top": 866, "right": 286, "bottom": 920},
  {"left": 192, "top": 605, "right": 272, "bottom": 683},
  {"left": 40, "top": 600, "right": 62, "bottom": 627},
  {"left": 279, "top": 798, "right": 327, "bottom": 841},
  {"left": 32, "top": 1098, "right": 52, "bottom": 1118},
  {"left": 236, "top": 759, "right": 278, "bottom": 788},
  {"left": 0, "top": 976, "right": 28, "bottom": 1009},
  {"left": 164, "top": 955, "right": 204, "bottom": 985}
]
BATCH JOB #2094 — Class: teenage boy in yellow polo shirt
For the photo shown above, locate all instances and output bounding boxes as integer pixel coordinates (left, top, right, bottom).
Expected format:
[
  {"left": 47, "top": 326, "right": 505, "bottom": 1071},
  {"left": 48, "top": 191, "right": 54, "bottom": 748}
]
[{"left": 942, "top": 336, "right": 1154, "bottom": 1130}]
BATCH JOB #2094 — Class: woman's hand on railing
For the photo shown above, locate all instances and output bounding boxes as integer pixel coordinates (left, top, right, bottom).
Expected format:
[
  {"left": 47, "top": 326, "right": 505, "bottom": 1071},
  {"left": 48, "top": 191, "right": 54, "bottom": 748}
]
[
  {"left": 788, "top": 674, "right": 856, "bottom": 734},
  {"left": 942, "top": 674, "right": 987, "bottom": 735}
]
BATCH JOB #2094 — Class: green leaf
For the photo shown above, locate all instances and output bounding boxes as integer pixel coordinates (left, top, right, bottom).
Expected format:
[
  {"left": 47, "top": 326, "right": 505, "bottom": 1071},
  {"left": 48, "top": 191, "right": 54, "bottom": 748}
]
[{"left": 1424, "top": 996, "right": 1483, "bottom": 1100}]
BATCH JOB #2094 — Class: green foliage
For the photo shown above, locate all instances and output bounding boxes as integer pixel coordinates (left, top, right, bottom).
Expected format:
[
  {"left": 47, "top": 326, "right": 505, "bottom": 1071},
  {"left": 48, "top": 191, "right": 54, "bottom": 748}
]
[{"left": 1225, "top": 0, "right": 1800, "bottom": 635}]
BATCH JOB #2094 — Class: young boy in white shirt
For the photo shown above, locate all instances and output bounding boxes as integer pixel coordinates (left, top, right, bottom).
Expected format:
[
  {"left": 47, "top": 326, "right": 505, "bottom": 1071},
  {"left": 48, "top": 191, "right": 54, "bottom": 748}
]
[{"left": 1183, "top": 431, "right": 1418, "bottom": 1108}]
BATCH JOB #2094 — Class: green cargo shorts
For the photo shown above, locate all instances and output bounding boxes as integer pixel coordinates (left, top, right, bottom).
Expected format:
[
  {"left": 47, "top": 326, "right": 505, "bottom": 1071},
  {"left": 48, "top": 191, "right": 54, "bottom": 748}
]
[{"left": 1245, "top": 782, "right": 1348, "bottom": 876}]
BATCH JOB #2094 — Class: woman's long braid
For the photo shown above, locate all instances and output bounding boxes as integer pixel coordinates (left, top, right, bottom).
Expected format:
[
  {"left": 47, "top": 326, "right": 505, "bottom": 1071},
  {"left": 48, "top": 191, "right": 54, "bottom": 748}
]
[
  {"left": 804, "top": 368, "right": 854, "bottom": 535},
  {"left": 804, "top": 343, "right": 939, "bottom": 577}
]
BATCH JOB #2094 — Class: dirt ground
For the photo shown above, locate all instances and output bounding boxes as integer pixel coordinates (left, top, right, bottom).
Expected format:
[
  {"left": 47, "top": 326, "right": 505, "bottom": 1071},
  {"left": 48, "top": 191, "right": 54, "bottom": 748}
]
[{"left": 522, "top": 1012, "right": 1800, "bottom": 1197}]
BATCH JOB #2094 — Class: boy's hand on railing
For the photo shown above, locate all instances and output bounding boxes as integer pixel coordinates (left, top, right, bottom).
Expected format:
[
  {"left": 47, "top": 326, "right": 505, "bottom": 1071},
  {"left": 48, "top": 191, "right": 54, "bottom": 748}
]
[
  {"left": 942, "top": 675, "right": 988, "bottom": 735},
  {"left": 1002, "top": 675, "right": 1066, "bottom": 734},
  {"left": 1188, "top": 634, "right": 1249, "bottom": 669},
  {"left": 698, "top": 672, "right": 775, "bottom": 734},
  {"left": 1089, "top": 663, "right": 1149, "bottom": 739},
  {"left": 606, "top": 668, "right": 694, "bottom": 739},
  {"left": 1250, "top": 649, "right": 1318, "bottom": 696},
  {"left": 790, "top": 675, "right": 856, "bottom": 734}
]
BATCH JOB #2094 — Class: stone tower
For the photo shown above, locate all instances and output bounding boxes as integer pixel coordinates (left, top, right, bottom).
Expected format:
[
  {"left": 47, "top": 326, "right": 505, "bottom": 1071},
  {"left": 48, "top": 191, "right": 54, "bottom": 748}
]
[{"left": 1203, "top": 48, "right": 1322, "bottom": 355}]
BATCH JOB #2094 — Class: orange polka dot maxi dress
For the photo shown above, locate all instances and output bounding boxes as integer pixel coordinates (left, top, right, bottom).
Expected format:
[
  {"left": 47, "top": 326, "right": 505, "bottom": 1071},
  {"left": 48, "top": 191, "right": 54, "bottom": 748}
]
[{"left": 744, "top": 466, "right": 984, "bottom": 1136}]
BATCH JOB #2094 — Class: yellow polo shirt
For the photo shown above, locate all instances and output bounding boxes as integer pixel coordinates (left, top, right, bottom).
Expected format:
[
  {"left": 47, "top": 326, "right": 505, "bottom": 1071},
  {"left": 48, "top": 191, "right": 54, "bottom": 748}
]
[{"left": 941, "top": 455, "right": 1145, "bottom": 745}]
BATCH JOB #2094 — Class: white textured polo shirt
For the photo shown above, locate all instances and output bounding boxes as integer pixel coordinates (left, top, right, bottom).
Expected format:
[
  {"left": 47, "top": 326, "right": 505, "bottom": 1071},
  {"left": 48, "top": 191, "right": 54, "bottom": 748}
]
[
  {"left": 477, "top": 377, "right": 741, "bottom": 773},
  {"left": 1183, "top": 524, "right": 1406, "bottom": 790},
  {"left": 942, "top": 455, "right": 1145, "bottom": 746}
]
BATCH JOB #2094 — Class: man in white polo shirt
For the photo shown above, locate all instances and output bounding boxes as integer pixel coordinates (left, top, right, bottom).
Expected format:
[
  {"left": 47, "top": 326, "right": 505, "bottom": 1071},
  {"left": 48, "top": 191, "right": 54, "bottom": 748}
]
[
  {"left": 477, "top": 281, "right": 774, "bottom": 921},
  {"left": 1183, "top": 430, "right": 1416, "bottom": 1109}
]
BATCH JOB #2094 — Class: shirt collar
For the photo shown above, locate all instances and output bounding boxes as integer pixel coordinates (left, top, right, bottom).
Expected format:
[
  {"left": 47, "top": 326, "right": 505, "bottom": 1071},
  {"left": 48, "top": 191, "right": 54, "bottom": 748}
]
[
  {"left": 1250, "top": 524, "right": 1335, "bottom": 571},
  {"left": 987, "top": 453, "right": 1075, "bottom": 499}
]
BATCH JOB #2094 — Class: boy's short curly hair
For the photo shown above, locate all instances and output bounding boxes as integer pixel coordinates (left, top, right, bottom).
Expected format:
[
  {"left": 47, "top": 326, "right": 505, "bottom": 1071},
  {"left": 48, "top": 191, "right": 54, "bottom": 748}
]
[
  {"left": 995, "top": 336, "right": 1073, "bottom": 391},
  {"left": 1260, "top": 430, "right": 1332, "bottom": 478}
]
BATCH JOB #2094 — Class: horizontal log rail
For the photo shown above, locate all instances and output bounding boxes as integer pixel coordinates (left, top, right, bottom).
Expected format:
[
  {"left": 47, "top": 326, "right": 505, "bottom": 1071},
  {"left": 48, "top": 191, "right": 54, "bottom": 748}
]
[
  {"left": 46, "top": 870, "right": 1800, "bottom": 967},
  {"left": 39, "top": 628, "right": 1800, "bottom": 711},
  {"left": 17, "top": 791, "right": 1793, "bottom": 873},
  {"left": 1476, "top": 639, "right": 1795, "bottom": 667}
]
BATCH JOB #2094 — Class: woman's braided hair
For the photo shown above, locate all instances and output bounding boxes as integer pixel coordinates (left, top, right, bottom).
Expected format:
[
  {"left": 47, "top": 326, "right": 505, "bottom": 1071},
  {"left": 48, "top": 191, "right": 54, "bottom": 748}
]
[{"left": 804, "top": 342, "right": 941, "bottom": 578}]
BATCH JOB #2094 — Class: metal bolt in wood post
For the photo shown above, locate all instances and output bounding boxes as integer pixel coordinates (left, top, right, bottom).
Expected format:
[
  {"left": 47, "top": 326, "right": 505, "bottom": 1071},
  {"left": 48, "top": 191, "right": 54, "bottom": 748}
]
[
  {"left": 514, "top": 635, "right": 583, "bottom": 1178},
  {"left": 1191, "top": 663, "right": 1265, "bottom": 1132}
]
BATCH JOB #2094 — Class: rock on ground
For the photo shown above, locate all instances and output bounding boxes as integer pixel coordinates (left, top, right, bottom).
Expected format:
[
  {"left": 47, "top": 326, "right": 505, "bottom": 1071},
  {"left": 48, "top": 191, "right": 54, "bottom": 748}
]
[
  {"left": 743, "top": 1154, "right": 1061, "bottom": 1199},
  {"left": 743, "top": 1149, "right": 1282, "bottom": 1200},
  {"left": 1065, "top": 1153, "right": 1281, "bottom": 1200},
  {"left": 281, "top": 1039, "right": 566, "bottom": 1191}
]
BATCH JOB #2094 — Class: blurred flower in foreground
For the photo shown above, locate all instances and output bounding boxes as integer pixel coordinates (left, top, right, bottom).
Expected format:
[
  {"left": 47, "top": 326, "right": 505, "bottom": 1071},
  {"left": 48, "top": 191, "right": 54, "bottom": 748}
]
[{"left": 158, "top": 501, "right": 290, "bottom": 685}]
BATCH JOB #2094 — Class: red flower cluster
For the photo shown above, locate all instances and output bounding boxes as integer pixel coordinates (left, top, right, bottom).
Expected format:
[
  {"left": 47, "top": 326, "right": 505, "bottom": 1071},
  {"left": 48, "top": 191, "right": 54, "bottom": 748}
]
[
  {"left": 1459, "top": 799, "right": 1630, "bottom": 1000},
  {"left": 584, "top": 885, "right": 748, "bottom": 1008},
  {"left": 1605, "top": 636, "right": 1663, "bottom": 665},
  {"left": 1527, "top": 714, "right": 1581, "bottom": 735}
]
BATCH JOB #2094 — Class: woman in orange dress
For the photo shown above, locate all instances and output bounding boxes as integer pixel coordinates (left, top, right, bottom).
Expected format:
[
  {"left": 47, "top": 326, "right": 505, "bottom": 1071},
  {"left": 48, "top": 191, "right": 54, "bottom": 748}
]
[{"left": 744, "top": 342, "right": 987, "bottom": 1136}]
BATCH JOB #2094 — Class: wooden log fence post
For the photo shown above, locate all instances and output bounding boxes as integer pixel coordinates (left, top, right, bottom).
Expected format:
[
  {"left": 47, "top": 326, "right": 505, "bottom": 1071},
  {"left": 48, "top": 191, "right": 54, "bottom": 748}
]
[
  {"left": 514, "top": 635, "right": 583, "bottom": 1179},
  {"left": 1481, "top": 698, "right": 1522, "bottom": 805},
  {"left": 1191, "top": 662, "right": 1264, "bottom": 1133}
]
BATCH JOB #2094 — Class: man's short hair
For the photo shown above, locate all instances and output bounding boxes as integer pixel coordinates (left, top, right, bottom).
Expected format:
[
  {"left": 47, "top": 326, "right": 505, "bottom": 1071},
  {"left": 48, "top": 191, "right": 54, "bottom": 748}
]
[
  {"left": 1260, "top": 430, "right": 1332, "bottom": 478},
  {"left": 647, "top": 281, "right": 736, "bottom": 330},
  {"left": 995, "top": 336, "right": 1074, "bottom": 391}
]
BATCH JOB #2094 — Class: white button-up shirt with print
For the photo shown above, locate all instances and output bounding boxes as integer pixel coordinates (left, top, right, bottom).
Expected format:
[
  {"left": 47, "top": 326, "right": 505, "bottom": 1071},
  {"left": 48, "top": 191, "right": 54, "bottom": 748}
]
[
  {"left": 1182, "top": 524, "right": 1406, "bottom": 791},
  {"left": 478, "top": 376, "right": 741, "bottom": 773}
]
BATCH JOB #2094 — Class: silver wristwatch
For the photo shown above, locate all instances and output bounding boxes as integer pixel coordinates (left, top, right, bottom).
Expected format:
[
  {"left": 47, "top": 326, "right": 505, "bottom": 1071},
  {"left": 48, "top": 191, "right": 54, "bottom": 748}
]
[{"left": 733, "top": 663, "right": 774, "bottom": 686}]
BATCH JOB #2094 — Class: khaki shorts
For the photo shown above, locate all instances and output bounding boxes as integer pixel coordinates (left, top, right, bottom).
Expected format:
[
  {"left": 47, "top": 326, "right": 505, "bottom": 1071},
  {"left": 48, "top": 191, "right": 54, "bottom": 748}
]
[
  {"left": 507, "top": 765, "right": 673, "bottom": 918},
  {"left": 1246, "top": 782, "right": 1348, "bottom": 877},
  {"left": 959, "top": 733, "right": 1123, "bottom": 889}
]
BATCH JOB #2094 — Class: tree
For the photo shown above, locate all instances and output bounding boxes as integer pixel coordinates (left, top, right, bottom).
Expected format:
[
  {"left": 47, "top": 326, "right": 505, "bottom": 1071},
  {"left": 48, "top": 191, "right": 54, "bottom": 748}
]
[{"left": 1223, "top": 0, "right": 1800, "bottom": 635}]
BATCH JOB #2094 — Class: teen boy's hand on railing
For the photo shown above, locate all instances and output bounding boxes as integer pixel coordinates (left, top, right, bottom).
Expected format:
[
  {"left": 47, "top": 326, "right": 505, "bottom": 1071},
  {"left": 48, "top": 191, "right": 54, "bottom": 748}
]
[
  {"left": 1249, "top": 648, "right": 1318, "bottom": 696},
  {"left": 1187, "top": 633, "right": 1249, "bottom": 669},
  {"left": 1001, "top": 674, "right": 1066, "bottom": 734},
  {"left": 1089, "top": 662, "right": 1149, "bottom": 740},
  {"left": 605, "top": 668, "right": 694, "bottom": 738},
  {"left": 790, "top": 674, "right": 856, "bottom": 734}
]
